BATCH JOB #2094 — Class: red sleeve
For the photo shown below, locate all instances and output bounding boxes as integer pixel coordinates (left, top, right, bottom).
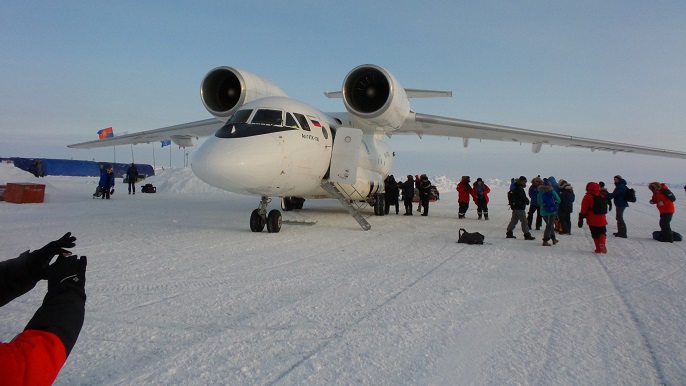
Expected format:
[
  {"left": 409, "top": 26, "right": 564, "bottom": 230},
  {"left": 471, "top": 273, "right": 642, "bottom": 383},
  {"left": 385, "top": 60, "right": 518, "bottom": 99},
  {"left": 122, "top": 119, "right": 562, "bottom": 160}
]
[{"left": 0, "top": 330, "right": 66, "bottom": 386}]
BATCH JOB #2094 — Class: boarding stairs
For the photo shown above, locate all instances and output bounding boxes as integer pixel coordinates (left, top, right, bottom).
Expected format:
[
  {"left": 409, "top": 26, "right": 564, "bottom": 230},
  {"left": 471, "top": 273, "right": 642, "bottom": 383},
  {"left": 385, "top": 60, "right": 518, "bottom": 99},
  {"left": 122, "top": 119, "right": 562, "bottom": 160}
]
[{"left": 320, "top": 181, "right": 371, "bottom": 231}]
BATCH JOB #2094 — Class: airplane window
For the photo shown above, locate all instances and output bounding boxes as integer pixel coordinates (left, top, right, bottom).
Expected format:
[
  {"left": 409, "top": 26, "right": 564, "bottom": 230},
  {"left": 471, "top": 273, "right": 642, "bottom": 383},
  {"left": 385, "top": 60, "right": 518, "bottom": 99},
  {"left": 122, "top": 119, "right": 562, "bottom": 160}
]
[
  {"left": 285, "top": 113, "right": 300, "bottom": 129},
  {"left": 294, "top": 113, "right": 311, "bottom": 131},
  {"left": 252, "top": 109, "right": 283, "bottom": 126},
  {"left": 322, "top": 127, "right": 329, "bottom": 139},
  {"left": 229, "top": 109, "right": 252, "bottom": 123}
]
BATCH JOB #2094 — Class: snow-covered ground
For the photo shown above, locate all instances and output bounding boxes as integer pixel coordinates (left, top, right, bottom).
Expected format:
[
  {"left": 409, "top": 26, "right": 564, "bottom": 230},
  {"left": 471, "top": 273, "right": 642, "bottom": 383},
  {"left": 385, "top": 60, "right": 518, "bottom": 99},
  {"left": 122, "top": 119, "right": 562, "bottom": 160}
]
[{"left": 2, "top": 163, "right": 686, "bottom": 385}]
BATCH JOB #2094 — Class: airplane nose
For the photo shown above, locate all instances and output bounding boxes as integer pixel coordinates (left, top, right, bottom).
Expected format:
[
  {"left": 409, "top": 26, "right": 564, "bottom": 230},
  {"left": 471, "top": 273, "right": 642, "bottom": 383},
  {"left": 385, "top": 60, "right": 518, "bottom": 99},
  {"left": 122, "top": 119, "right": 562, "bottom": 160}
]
[{"left": 191, "top": 135, "right": 284, "bottom": 195}]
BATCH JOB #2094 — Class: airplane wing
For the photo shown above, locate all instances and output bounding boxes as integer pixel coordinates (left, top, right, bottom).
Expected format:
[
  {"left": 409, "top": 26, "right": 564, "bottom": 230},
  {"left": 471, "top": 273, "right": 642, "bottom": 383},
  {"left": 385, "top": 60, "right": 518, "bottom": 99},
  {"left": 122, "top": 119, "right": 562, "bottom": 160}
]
[
  {"left": 68, "top": 118, "right": 223, "bottom": 149},
  {"left": 396, "top": 112, "right": 686, "bottom": 159}
]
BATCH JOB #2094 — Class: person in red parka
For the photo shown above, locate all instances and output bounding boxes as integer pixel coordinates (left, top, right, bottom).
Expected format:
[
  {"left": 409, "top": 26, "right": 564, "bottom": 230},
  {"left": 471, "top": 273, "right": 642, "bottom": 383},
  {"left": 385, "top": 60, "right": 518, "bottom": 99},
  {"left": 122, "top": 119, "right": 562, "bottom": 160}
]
[
  {"left": 456, "top": 176, "right": 472, "bottom": 219},
  {"left": 649, "top": 182, "right": 676, "bottom": 242},
  {"left": 0, "top": 232, "right": 87, "bottom": 386},
  {"left": 471, "top": 177, "right": 490, "bottom": 220},
  {"left": 578, "top": 182, "right": 609, "bottom": 253}
]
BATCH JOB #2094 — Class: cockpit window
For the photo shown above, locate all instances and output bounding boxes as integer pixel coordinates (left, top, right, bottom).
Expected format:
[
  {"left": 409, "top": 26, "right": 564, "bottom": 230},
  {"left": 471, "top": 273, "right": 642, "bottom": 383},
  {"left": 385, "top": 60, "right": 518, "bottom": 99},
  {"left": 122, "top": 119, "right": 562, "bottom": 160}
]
[
  {"left": 251, "top": 109, "right": 283, "bottom": 126},
  {"left": 285, "top": 113, "right": 300, "bottom": 129},
  {"left": 294, "top": 113, "right": 311, "bottom": 131},
  {"left": 229, "top": 109, "right": 252, "bottom": 124}
]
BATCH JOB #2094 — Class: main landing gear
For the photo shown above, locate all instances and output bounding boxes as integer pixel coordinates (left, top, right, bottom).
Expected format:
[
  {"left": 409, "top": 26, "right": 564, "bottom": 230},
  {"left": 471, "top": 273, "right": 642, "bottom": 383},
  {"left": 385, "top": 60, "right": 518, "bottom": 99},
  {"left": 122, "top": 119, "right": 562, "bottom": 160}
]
[{"left": 250, "top": 197, "right": 282, "bottom": 233}]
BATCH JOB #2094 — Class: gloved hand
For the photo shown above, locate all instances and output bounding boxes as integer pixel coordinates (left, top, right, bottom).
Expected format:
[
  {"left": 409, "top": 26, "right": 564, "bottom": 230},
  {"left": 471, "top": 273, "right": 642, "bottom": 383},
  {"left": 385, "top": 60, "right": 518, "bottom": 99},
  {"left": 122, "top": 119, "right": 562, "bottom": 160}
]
[
  {"left": 577, "top": 214, "right": 585, "bottom": 228},
  {"left": 110, "top": 188, "right": 115, "bottom": 195},
  {"left": 608, "top": 202, "right": 613, "bottom": 211},
  {"left": 25, "top": 255, "right": 87, "bottom": 358},
  {"left": 47, "top": 255, "right": 87, "bottom": 298},
  {"left": 27, "top": 232, "right": 76, "bottom": 280}
]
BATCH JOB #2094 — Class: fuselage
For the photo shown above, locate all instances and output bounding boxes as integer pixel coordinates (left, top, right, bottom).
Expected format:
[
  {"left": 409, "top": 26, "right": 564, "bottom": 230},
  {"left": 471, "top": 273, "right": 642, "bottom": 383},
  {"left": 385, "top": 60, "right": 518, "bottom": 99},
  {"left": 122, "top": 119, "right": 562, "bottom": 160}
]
[{"left": 191, "top": 96, "right": 393, "bottom": 200}]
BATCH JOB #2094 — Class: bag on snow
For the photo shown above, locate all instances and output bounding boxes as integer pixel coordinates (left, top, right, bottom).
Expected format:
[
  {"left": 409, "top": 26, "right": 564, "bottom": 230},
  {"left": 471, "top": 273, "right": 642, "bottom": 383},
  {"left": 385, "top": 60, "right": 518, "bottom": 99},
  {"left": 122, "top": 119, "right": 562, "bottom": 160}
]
[
  {"left": 624, "top": 187, "right": 637, "bottom": 203},
  {"left": 141, "top": 183, "right": 156, "bottom": 193},
  {"left": 93, "top": 185, "right": 104, "bottom": 198},
  {"left": 652, "top": 231, "right": 682, "bottom": 242},
  {"left": 592, "top": 195, "right": 608, "bottom": 215},
  {"left": 541, "top": 191, "right": 559, "bottom": 213},
  {"left": 458, "top": 228, "right": 485, "bottom": 245}
]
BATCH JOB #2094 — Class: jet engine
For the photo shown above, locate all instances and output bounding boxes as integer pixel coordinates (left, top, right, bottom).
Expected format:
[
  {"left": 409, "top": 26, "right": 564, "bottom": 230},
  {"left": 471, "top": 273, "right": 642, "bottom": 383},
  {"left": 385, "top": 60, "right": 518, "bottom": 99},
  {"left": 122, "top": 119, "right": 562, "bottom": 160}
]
[
  {"left": 200, "top": 67, "right": 288, "bottom": 122},
  {"left": 341, "top": 64, "right": 411, "bottom": 130}
]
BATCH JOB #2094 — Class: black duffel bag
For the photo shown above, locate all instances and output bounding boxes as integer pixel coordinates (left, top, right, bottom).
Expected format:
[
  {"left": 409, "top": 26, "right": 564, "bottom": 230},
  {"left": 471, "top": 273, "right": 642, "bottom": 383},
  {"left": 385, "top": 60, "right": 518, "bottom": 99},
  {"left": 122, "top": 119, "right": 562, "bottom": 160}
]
[{"left": 458, "top": 228, "right": 485, "bottom": 245}]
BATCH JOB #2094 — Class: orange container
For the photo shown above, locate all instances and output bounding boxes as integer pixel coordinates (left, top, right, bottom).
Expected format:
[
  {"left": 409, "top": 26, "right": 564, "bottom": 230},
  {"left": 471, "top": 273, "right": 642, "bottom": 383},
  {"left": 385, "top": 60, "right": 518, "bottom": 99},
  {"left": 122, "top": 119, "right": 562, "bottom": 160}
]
[{"left": 5, "top": 183, "right": 46, "bottom": 204}]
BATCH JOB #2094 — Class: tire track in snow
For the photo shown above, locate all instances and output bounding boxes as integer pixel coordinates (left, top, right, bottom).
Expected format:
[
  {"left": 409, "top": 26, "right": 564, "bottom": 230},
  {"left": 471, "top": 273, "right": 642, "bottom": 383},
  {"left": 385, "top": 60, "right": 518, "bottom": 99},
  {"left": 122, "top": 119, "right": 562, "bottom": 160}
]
[
  {"left": 592, "top": 252, "right": 667, "bottom": 385},
  {"left": 266, "top": 235, "right": 476, "bottom": 384}
]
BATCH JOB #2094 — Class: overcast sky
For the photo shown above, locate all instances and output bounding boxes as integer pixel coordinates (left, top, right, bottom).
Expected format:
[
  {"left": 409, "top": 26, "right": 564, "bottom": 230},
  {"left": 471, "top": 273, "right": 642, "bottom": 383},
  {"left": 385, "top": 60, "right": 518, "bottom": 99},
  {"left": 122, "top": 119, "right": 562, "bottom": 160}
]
[{"left": 1, "top": 1, "right": 685, "bottom": 183}]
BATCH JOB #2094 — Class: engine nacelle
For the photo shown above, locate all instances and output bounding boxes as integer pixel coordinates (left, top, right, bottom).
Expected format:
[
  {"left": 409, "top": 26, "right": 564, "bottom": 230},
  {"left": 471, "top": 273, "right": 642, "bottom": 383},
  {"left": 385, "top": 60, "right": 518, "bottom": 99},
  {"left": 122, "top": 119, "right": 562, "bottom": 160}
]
[
  {"left": 200, "top": 67, "right": 288, "bottom": 122},
  {"left": 341, "top": 64, "right": 411, "bottom": 130}
]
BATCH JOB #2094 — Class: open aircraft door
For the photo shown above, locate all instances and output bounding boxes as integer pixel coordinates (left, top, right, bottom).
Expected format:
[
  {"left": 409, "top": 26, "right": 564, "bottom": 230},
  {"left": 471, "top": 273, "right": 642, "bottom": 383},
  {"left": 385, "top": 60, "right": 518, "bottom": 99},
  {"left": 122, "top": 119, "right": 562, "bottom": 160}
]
[{"left": 328, "top": 127, "right": 363, "bottom": 185}]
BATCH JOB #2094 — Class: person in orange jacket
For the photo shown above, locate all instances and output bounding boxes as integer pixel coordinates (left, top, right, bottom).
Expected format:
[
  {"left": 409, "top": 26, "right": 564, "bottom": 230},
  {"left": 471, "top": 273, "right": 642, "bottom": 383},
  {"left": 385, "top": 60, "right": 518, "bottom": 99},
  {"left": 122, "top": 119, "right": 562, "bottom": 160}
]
[
  {"left": 456, "top": 176, "right": 472, "bottom": 219},
  {"left": 578, "top": 182, "right": 609, "bottom": 253},
  {"left": 648, "top": 182, "right": 677, "bottom": 242},
  {"left": 471, "top": 177, "right": 490, "bottom": 220},
  {"left": 0, "top": 232, "right": 87, "bottom": 385}
]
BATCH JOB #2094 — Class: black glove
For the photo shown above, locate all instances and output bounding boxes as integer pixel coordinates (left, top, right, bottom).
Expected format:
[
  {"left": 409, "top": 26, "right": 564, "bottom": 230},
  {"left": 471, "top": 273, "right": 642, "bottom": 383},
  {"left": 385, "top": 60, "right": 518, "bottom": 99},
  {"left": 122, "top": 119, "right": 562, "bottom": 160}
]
[
  {"left": 25, "top": 255, "right": 87, "bottom": 357},
  {"left": 110, "top": 188, "right": 115, "bottom": 195},
  {"left": 608, "top": 202, "right": 613, "bottom": 211},
  {"left": 578, "top": 214, "right": 585, "bottom": 228},
  {"left": 27, "top": 232, "right": 76, "bottom": 280}
]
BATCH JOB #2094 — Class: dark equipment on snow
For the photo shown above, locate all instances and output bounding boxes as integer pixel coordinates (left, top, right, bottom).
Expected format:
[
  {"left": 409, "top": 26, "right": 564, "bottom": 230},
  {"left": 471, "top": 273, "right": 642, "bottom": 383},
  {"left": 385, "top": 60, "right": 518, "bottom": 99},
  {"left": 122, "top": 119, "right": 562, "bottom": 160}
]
[
  {"left": 141, "top": 183, "right": 156, "bottom": 193},
  {"left": 653, "top": 231, "right": 682, "bottom": 242},
  {"left": 458, "top": 228, "right": 485, "bottom": 245}
]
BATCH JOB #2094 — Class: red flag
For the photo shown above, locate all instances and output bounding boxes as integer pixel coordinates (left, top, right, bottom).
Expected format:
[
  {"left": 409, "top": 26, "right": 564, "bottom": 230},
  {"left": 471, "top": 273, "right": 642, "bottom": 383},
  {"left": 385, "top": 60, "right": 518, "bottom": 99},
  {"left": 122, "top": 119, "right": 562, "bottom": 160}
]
[{"left": 98, "top": 127, "right": 114, "bottom": 139}]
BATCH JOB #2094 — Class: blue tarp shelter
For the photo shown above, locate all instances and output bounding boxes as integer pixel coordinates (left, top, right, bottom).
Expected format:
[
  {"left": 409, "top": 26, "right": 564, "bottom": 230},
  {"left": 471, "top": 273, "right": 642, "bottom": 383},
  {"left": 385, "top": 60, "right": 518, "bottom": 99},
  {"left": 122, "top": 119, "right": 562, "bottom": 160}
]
[{"left": 0, "top": 158, "right": 155, "bottom": 179}]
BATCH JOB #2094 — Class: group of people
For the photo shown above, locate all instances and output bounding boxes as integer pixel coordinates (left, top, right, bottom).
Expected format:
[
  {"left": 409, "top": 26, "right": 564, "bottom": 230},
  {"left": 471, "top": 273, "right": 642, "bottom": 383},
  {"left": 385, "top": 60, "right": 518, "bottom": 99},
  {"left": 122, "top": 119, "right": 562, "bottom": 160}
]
[
  {"left": 384, "top": 174, "right": 437, "bottom": 216},
  {"left": 97, "top": 163, "right": 139, "bottom": 199},
  {"left": 456, "top": 176, "right": 491, "bottom": 220},
  {"left": 500, "top": 174, "right": 678, "bottom": 252}
]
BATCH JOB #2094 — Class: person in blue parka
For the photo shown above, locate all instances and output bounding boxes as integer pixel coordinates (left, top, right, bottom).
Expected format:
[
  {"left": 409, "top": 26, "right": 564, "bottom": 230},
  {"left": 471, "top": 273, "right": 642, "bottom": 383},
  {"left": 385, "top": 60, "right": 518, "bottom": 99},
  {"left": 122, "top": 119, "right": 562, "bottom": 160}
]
[
  {"left": 99, "top": 165, "right": 115, "bottom": 200},
  {"left": 606, "top": 175, "right": 629, "bottom": 238}
]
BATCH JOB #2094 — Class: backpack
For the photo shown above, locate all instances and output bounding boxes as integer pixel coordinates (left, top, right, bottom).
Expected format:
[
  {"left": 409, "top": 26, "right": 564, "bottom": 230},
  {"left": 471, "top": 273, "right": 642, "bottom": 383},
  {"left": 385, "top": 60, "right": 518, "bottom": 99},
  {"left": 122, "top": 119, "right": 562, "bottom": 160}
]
[
  {"left": 624, "top": 187, "right": 636, "bottom": 203},
  {"left": 507, "top": 190, "right": 515, "bottom": 208},
  {"left": 141, "top": 183, "right": 156, "bottom": 193},
  {"left": 458, "top": 228, "right": 485, "bottom": 245},
  {"left": 592, "top": 195, "right": 608, "bottom": 215},
  {"left": 541, "top": 191, "right": 559, "bottom": 213}
]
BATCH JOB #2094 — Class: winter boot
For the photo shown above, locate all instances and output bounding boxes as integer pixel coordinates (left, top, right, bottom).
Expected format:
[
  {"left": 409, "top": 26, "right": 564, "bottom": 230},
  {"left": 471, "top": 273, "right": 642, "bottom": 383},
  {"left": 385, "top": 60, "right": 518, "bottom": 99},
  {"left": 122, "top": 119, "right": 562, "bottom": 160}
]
[
  {"left": 593, "top": 238, "right": 602, "bottom": 253},
  {"left": 599, "top": 234, "right": 607, "bottom": 253},
  {"left": 524, "top": 233, "right": 536, "bottom": 240},
  {"left": 484, "top": 212, "right": 489, "bottom": 220},
  {"left": 506, "top": 231, "right": 516, "bottom": 239},
  {"left": 478, "top": 212, "right": 482, "bottom": 220},
  {"left": 459, "top": 213, "right": 465, "bottom": 219},
  {"left": 542, "top": 239, "right": 551, "bottom": 246},
  {"left": 552, "top": 238, "right": 559, "bottom": 245},
  {"left": 613, "top": 223, "right": 627, "bottom": 238}
]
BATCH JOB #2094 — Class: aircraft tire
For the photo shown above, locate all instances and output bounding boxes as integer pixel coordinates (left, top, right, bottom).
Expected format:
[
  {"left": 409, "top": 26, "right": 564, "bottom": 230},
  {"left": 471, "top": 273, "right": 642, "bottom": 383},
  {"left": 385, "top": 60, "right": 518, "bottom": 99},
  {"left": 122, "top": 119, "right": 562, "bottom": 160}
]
[
  {"left": 267, "top": 210, "right": 282, "bottom": 233},
  {"left": 374, "top": 194, "right": 385, "bottom": 216},
  {"left": 282, "top": 197, "right": 294, "bottom": 211},
  {"left": 250, "top": 209, "right": 265, "bottom": 232}
]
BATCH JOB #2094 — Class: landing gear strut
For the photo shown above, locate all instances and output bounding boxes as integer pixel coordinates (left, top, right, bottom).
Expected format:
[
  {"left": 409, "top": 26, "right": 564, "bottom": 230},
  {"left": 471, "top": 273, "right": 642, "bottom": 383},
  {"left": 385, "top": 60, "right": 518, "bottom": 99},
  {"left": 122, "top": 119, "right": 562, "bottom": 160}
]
[{"left": 250, "top": 197, "right": 282, "bottom": 233}]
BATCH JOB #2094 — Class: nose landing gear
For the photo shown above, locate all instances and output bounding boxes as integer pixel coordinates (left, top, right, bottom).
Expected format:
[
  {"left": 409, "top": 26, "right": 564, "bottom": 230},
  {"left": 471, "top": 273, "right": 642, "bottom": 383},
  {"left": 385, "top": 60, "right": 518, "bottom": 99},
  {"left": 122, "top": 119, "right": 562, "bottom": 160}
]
[{"left": 250, "top": 197, "right": 282, "bottom": 233}]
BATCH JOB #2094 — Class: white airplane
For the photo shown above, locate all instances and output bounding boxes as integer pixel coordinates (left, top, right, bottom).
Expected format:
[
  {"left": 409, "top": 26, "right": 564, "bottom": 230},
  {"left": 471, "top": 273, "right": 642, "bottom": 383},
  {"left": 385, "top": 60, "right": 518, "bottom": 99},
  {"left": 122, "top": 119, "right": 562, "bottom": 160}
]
[{"left": 69, "top": 64, "right": 686, "bottom": 232}]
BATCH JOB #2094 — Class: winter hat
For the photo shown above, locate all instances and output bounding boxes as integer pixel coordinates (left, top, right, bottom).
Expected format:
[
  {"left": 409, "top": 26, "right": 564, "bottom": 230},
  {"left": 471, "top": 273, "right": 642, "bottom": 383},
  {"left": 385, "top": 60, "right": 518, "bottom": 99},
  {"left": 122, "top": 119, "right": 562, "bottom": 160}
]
[
  {"left": 407, "top": 175, "right": 413, "bottom": 180},
  {"left": 614, "top": 175, "right": 623, "bottom": 180},
  {"left": 599, "top": 181, "right": 605, "bottom": 188},
  {"left": 531, "top": 176, "right": 542, "bottom": 184},
  {"left": 476, "top": 177, "right": 483, "bottom": 183},
  {"left": 543, "top": 178, "right": 552, "bottom": 187},
  {"left": 649, "top": 182, "right": 661, "bottom": 191},
  {"left": 518, "top": 176, "right": 527, "bottom": 183}
]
